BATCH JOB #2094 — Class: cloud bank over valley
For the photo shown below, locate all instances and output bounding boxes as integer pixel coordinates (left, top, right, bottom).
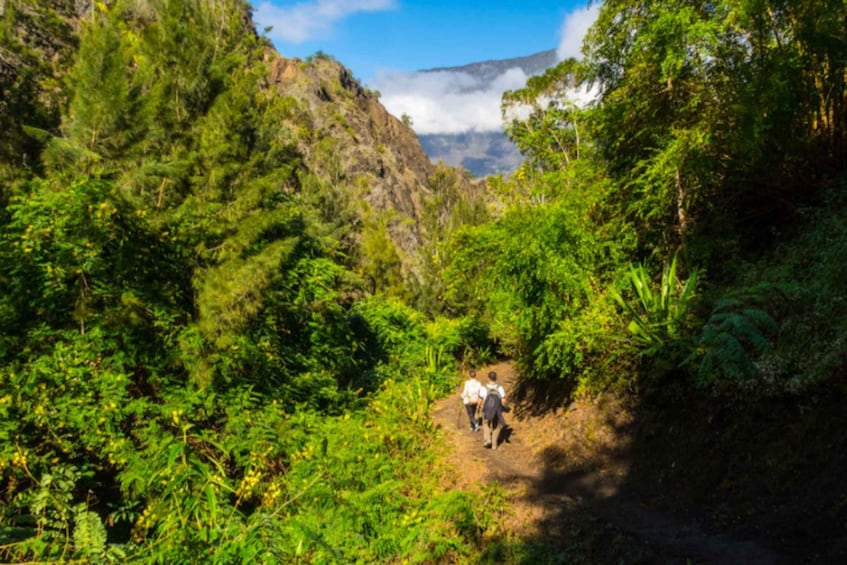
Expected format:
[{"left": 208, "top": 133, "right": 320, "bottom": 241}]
[
  {"left": 372, "top": 4, "right": 600, "bottom": 136},
  {"left": 373, "top": 67, "right": 530, "bottom": 135}
]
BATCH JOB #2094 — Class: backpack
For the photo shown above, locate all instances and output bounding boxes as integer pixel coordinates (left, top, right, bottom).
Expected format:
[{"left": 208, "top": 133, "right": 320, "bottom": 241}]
[{"left": 482, "top": 384, "right": 502, "bottom": 421}]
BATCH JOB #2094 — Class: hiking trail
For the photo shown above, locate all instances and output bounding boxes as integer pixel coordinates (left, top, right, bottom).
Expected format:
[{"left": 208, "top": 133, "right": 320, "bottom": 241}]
[{"left": 430, "top": 361, "right": 789, "bottom": 564}]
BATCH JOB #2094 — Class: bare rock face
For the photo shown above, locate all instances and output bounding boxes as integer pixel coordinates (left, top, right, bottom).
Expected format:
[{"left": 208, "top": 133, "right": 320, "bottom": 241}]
[{"left": 267, "top": 54, "right": 435, "bottom": 257}]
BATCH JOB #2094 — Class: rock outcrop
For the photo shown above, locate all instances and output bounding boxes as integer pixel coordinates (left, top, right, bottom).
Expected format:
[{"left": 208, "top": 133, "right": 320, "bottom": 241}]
[{"left": 267, "top": 54, "right": 436, "bottom": 259}]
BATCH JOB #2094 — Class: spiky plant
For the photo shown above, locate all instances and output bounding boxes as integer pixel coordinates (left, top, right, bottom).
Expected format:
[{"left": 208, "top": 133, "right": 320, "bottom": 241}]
[{"left": 612, "top": 253, "right": 699, "bottom": 357}]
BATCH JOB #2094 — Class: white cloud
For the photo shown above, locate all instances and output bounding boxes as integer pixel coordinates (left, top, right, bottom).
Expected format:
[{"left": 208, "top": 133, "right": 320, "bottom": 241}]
[
  {"left": 373, "top": 68, "right": 530, "bottom": 135},
  {"left": 254, "top": 0, "right": 396, "bottom": 44},
  {"left": 369, "top": 4, "right": 601, "bottom": 135},
  {"left": 556, "top": 3, "right": 600, "bottom": 60}
]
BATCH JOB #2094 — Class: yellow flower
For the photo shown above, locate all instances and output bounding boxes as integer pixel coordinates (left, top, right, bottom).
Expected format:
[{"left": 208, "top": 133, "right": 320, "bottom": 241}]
[{"left": 11, "top": 448, "right": 28, "bottom": 468}]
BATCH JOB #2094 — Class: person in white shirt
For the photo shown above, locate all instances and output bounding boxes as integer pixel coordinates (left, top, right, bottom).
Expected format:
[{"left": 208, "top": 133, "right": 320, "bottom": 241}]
[
  {"left": 460, "top": 369, "right": 482, "bottom": 432},
  {"left": 478, "top": 371, "right": 508, "bottom": 449}
]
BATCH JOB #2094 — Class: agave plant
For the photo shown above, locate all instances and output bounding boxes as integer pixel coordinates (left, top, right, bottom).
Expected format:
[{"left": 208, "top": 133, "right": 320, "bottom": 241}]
[{"left": 611, "top": 254, "right": 699, "bottom": 356}]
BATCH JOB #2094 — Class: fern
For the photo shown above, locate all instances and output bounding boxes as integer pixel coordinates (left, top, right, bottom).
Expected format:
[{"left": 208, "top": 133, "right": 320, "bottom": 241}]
[
  {"left": 73, "top": 504, "right": 127, "bottom": 562},
  {"left": 686, "top": 290, "right": 781, "bottom": 387}
]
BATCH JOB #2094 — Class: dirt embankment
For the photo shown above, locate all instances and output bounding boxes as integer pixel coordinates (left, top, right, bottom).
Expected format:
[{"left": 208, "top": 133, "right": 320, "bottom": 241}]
[{"left": 431, "top": 362, "right": 847, "bottom": 563}]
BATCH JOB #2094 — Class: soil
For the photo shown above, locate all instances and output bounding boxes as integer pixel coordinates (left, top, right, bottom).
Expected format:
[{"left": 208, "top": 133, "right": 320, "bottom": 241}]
[{"left": 431, "top": 361, "right": 847, "bottom": 564}]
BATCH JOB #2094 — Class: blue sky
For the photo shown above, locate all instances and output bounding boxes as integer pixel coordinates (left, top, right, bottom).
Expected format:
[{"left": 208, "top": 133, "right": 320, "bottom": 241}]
[{"left": 253, "top": 1, "right": 594, "bottom": 82}]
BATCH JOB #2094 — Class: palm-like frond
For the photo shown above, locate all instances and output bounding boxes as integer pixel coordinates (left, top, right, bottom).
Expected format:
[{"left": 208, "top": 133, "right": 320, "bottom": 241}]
[
  {"left": 612, "top": 253, "right": 699, "bottom": 356},
  {"left": 686, "top": 288, "right": 782, "bottom": 386}
]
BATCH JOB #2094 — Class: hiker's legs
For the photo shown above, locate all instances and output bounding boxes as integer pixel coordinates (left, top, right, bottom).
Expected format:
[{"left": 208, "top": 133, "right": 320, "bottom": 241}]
[
  {"left": 490, "top": 419, "right": 502, "bottom": 449},
  {"left": 482, "top": 419, "right": 492, "bottom": 446},
  {"left": 464, "top": 403, "right": 477, "bottom": 429}
]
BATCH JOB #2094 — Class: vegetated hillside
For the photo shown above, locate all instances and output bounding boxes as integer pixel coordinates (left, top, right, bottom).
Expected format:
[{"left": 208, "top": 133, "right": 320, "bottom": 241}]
[
  {"left": 266, "top": 54, "right": 434, "bottom": 258},
  {"left": 0, "top": 0, "right": 81, "bottom": 178},
  {"left": 1, "top": 0, "right": 453, "bottom": 277},
  {"left": 0, "top": 1, "right": 491, "bottom": 562},
  {"left": 3, "top": 0, "right": 847, "bottom": 562}
]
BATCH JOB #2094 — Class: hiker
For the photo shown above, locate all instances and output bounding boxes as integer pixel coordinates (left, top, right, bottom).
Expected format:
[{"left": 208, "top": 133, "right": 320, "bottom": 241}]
[
  {"left": 479, "top": 371, "right": 508, "bottom": 449},
  {"left": 460, "top": 369, "right": 482, "bottom": 432}
]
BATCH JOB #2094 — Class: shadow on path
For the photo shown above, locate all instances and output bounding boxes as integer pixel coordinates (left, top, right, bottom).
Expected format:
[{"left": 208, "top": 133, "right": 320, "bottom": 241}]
[{"left": 431, "top": 361, "right": 846, "bottom": 563}]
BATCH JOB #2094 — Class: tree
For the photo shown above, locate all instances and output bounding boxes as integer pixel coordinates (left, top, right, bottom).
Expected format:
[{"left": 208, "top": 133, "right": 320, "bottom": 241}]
[
  {"left": 415, "top": 163, "right": 488, "bottom": 316},
  {"left": 0, "top": 0, "right": 76, "bottom": 182},
  {"left": 583, "top": 0, "right": 847, "bottom": 263},
  {"left": 503, "top": 59, "right": 586, "bottom": 175}
]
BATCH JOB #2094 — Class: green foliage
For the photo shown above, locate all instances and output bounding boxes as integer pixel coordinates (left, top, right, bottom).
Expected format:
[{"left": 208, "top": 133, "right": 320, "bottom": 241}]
[
  {"left": 503, "top": 58, "right": 587, "bottom": 174},
  {"left": 355, "top": 210, "right": 407, "bottom": 298},
  {"left": 0, "top": 1, "right": 500, "bottom": 560},
  {"left": 611, "top": 254, "right": 699, "bottom": 358},
  {"left": 416, "top": 163, "right": 489, "bottom": 316},
  {"left": 770, "top": 189, "right": 847, "bottom": 390},
  {"left": 307, "top": 50, "right": 336, "bottom": 63},
  {"left": 686, "top": 286, "right": 779, "bottom": 387},
  {"left": 0, "top": 176, "right": 187, "bottom": 364},
  {"left": 0, "top": 0, "right": 75, "bottom": 180},
  {"left": 422, "top": 324, "right": 458, "bottom": 394},
  {"left": 534, "top": 288, "right": 637, "bottom": 394},
  {"left": 1, "top": 335, "right": 487, "bottom": 563},
  {"left": 3, "top": 0, "right": 847, "bottom": 561},
  {"left": 425, "top": 344, "right": 449, "bottom": 382},
  {"left": 354, "top": 295, "right": 426, "bottom": 355},
  {"left": 442, "top": 199, "right": 608, "bottom": 383},
  {"left": 350, "top": 297, "right": 497, "bottom": 395},
  {"left": 707, "top": 185, "right": 847, "bottom": 394},
  {"left": 271, "top": 378, "right": 475, "bottom": 563},
  {"left": 0, "top": 328, "right": 140, "bottom": 560},
  {"left": 74, "top": 504, "right": 124, "bottom": 562},
  {"left": 61, "top": 2, "right": 137, "bottom": 163},
  {"left": 585, "top": 0, "right": 847, "bottom": 261}
]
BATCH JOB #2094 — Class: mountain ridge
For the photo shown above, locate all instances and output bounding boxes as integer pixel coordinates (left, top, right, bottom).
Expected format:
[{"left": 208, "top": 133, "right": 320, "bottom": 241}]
[
  {"left": 267, "top": 54, "right": 434, "bottom": 257},
  {"left": 420, "top": 48, "right": 558, "bottom": 80}
]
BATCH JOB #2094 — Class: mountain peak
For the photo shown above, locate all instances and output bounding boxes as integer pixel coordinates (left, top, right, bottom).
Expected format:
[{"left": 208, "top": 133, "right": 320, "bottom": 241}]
[{"left": 420, "top": 49, "right": 558, "bottom": 82}]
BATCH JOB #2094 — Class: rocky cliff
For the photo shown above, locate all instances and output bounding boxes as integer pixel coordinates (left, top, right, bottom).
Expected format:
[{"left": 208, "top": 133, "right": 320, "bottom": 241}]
[{"left": 267, "top": 54, "right": 435, "bottom": 255}]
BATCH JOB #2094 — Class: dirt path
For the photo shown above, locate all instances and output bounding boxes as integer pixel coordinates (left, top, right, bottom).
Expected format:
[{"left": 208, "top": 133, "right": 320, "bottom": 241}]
[
  {"left": 431, "top": 361, "right": 789, "bottom": 564},
  {"left": 431, "top": 363, "right": 574, "bottom": 544}
]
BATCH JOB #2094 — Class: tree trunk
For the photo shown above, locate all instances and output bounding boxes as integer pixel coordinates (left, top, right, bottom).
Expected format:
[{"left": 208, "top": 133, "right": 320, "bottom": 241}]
[{"left": 676, "top": 167, "right": 688, "bottom": 246}]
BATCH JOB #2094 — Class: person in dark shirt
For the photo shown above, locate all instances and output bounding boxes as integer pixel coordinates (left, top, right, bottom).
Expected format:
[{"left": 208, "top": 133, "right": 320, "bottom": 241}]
[{"left": 478, "top": 371, "right": 507, "bottom": 450}]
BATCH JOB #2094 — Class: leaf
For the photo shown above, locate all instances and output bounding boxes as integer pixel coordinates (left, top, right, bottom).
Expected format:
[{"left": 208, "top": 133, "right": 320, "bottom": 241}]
[
  {"left": 205, "top": 484, "right": 217, "bottom": 520},
  {"left": 166, "top": 442, "right": 184, "bottom": 470},
  {"left": 73, "top": 505, "right": 108, "bottom": 559}
]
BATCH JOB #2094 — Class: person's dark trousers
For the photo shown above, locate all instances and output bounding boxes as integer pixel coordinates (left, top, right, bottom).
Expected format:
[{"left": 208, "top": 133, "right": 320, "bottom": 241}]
[{"left": 464, "top": 403, "right": 477, "bottom": 429}]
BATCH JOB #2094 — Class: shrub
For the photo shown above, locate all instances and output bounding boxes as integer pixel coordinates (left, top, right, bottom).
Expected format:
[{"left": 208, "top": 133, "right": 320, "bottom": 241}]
[
  {"left": 685, "top": 285, "right": 781, "bottom": 388},
  {"left": 611, "top": 253, "right": 699, "bottom": 358}
]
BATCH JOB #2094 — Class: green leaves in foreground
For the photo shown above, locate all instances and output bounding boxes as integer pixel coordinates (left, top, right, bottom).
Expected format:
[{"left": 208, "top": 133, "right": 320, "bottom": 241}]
[
  {"left": 612, "top": 254, "right": 699, "bottom": 357},
  {"left": 0, "top": 367, "right": 485, "bottom": 563},
  {"left": 685, "top": 286, "right": 781, "bottom": 388}
]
